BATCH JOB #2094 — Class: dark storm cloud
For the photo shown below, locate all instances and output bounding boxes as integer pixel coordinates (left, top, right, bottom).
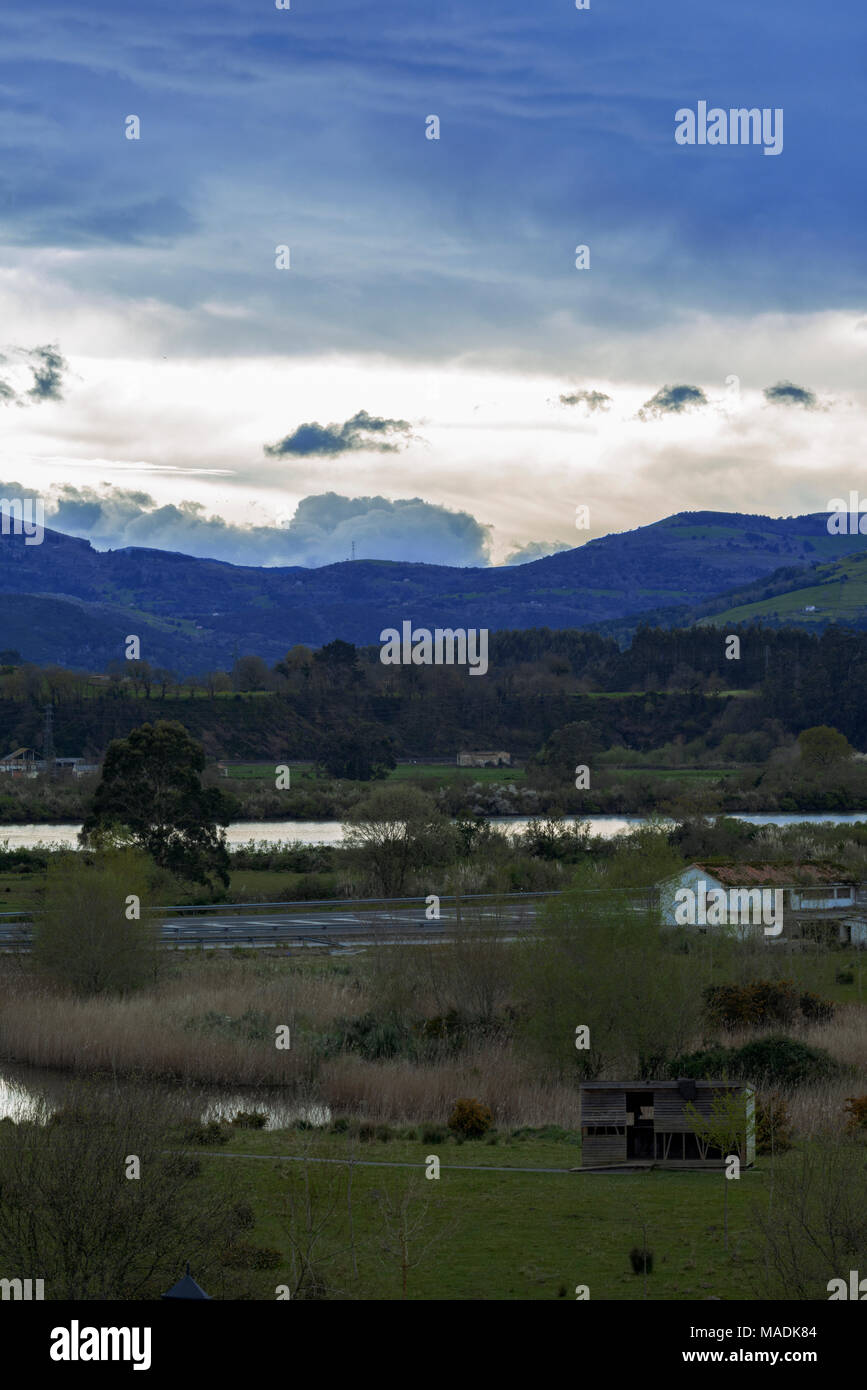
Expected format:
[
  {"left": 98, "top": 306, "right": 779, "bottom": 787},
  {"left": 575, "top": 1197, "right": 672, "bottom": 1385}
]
[
  {"left": 0, "top": 2, "right": 861, "bottom": 361},
  {"left": 763, "top": 381, "right": 819, "bottom": 410},
  {"left": 26, "top": 344, "right": 68, "bottom": 401},
  {"left": 0, "top": 343, "right": 69, "bottom": 405},
  {"left": 638, "top": 384, "right": 708, "bottom": 421},
  {"left": 558, "top": 389, "right": 612, "bottom": 412},
  {"left": 264, "top": 409, "right": 417, "bottom": 457}
]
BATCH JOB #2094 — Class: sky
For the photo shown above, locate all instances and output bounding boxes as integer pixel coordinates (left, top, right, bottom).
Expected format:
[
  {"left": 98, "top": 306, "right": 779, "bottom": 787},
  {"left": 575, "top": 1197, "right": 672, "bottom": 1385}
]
[{"left": 0, "top": 0, "right": 864, "bottom": 568}]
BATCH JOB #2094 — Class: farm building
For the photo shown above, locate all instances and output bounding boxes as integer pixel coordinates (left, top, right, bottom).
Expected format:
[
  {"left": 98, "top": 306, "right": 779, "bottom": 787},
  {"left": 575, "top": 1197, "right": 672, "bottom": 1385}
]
[
  {"left": 579, "top": 1079, "right": 755, "bottom": 1169},
  {"left": 456, "top": 750, "right": 511, "bottom": 767},
  {"left": 656, "top": 861, "right": 867, "bottom": 946}
]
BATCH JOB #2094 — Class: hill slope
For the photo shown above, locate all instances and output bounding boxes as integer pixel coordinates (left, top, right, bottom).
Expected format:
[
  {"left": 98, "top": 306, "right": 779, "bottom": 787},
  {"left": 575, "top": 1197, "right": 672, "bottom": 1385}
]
[{"left": 0, "top": 510, "right": 863, "bottom": 672}]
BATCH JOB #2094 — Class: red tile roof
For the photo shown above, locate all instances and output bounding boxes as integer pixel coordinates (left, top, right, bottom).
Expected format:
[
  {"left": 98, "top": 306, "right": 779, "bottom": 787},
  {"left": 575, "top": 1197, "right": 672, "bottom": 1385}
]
[{"left": 691, "top": 861, "right": 856, "bottom": 887}]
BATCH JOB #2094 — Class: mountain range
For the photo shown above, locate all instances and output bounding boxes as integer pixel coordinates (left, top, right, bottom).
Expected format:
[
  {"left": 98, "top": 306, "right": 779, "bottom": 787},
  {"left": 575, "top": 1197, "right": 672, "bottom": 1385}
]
[{"left": 1, "top": 510, "right": 865, "bottom": 674}]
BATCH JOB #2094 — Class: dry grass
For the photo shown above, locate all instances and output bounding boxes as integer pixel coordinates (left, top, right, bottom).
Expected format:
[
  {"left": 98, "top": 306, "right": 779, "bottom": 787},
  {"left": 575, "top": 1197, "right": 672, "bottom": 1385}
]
[
  {"left": 784, "top": 1079, "right": 863, "bottom": 1138},
  {"left": 320, "top": 1042, "right": 583, "bottom": 1127},
  {"left": 0, "top": 955, "right": 363, "bottom": 1086}
]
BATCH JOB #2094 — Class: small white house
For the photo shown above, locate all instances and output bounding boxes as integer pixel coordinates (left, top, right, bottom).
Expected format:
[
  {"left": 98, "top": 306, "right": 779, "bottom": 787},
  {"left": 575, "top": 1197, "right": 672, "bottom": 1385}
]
[{"left": 657, "top": 861, "right": 863, "bottom": 944}]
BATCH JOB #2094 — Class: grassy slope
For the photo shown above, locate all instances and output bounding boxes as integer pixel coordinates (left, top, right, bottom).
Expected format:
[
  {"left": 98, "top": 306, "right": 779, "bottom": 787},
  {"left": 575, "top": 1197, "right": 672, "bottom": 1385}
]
[{"left": 701, "top": 554, "right": 867, "bottom": 628}]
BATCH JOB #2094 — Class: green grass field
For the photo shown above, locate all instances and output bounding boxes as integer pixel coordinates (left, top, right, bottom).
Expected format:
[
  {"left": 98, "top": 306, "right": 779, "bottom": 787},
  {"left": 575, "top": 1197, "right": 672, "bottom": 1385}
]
[
  {"left": 191, "top": 1125, "right": 767, "bottom": 1301},
  {"left": 221, "top": 762, "right": 523, "bottom": 786}
]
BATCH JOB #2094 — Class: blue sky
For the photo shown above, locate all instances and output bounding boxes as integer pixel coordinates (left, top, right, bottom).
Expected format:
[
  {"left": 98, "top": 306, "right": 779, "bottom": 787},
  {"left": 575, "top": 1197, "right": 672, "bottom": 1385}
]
[{"left": 0, "top": 0, "right": 863, "bottom": 566}]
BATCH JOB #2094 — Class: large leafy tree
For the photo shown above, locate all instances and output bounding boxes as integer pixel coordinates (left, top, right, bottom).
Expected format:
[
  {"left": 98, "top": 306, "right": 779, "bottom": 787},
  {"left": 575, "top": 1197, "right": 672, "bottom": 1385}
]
[
  {"left": 81, "top": 720, "right": 232, "bottom": 887},
  {"left": 317, "top": 721, "right": 396, "bottom": 781}
]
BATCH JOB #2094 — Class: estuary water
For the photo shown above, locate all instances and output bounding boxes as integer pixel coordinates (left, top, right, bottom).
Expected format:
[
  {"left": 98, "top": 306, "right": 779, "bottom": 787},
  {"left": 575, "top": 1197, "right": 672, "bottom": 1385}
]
[{"left": 2, "top": 811, "right": 867, "bottom": 850}]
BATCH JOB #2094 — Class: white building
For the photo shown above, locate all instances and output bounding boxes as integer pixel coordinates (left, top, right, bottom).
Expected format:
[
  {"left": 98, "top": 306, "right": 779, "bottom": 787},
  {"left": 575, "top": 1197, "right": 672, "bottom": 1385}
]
[{"left": 657, "top": 861, "right": 865, "bottom": 945}]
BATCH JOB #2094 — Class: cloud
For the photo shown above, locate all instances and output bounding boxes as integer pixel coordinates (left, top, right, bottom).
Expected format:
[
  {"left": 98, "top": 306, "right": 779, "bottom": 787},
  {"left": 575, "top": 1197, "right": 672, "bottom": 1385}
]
[
  {"left": 26, "top": 483, "right": 492, "bottom": 568},
  {"left": 763, "top": 380, "right": 820, "bottom": 410},
  {"left": 558, "top": 389, "right": 612, "bottom": 413},
  {"left": 264, "top": 409, "right": 418, "bottom": 457},
  {"left": 25, "top": 344, "right": 68, "bottom": 401},
  {"left": 503, "top": 539, "right": 573, "bottom": 565},
  {"left": 637, "top": 383, "right": 708, "bottom": 421},
  {"left": 0, "top": 342, "right": 69, "bottom": 405}
]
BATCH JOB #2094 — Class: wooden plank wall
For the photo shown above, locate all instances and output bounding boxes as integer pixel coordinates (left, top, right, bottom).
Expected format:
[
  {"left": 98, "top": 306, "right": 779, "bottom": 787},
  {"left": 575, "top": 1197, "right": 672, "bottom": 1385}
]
[{"left": 580, "top": 1090, "right": 627, "bottom": 1125}]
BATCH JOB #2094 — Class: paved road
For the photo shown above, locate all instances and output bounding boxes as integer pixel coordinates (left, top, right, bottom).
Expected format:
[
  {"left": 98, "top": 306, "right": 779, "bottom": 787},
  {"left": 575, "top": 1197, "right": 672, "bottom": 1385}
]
[
  {"left": 0, "top": 899, "right": 542, "bottom": 948},
  {"left": 160, "top": 902, "right": 540, "bottom": 946}
]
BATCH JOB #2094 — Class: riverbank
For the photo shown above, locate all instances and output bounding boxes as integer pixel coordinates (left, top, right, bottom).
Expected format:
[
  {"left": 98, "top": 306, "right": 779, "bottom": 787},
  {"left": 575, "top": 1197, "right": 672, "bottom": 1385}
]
[{"left": 7, "top": 754, "right": 867, "bottom": 826}]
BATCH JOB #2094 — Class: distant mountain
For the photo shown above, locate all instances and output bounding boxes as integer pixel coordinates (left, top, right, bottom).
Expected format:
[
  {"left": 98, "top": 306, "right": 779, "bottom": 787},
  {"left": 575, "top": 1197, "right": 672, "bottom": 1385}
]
[{"left": 0, "top": 511, "right": 864, "bottom": 673}]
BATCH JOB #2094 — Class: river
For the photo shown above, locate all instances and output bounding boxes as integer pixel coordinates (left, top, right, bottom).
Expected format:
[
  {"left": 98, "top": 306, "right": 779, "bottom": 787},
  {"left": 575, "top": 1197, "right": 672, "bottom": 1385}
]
[{"left": 2, "top": 811, "right": 867, "bottom": 850}]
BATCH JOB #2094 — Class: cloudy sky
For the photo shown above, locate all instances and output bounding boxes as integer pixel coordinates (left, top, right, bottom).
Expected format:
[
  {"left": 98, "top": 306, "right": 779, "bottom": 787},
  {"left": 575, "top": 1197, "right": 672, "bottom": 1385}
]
[{"left": 0, "top": 0, "right": 863, "bottom": 567}]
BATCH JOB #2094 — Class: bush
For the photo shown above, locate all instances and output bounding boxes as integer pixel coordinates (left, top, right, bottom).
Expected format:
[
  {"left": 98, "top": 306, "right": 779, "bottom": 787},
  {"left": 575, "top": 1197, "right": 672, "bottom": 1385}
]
[
  {"left": 375, "top": 1124, "right": 392, "bottom": 1143},
  {"left": 231, "top": 1110, "right": 268, "bottom": 1129},
  {"left": 733, "top": 1036, "right": 838, "bottom": 1087},
  {"left": 185, "top": 1121, "right": 230, "bottom": 1146},
  {"left": 844, "top": 1096, "right": 867, "bottom": 1133},
  {"left": 221, "top": 1242, "right": 282, "bottom": 1270},
  {"left": 629, "top": 1247, "right": 653, "bottom": 1274},
  {"left": 319, "top": 1012, "right": 415, "bottom": 1061},
  {"left": 836, "top": 967, "right": 855, "bottom": 984},
  {"left": 447, "top": 1098, "right": 493, "bottom": 1139},
  {"left": 232, "top": 1203, "right": 255, "bottom": 1230},
  {"left": 358, "top": 1123, "right": 376, "bottom": 1143},
  {"left": 421, "top": 1124, "right": 448, "bottom": 1145},
  {"left": 703, "top": 979, "right": 834, "bottom": 1029},
  {"left": 799, "top": 991, "right": 835, "bottom": 1024},
  {"left": 755, "top": 1094, "right": 793, "bottom": 1154},
  {"left": 704, "top": 980, "right": 798, "bottom": 1030},
  {"left": 670, "top": 1036, "right": 837, "bottom": 1087}
]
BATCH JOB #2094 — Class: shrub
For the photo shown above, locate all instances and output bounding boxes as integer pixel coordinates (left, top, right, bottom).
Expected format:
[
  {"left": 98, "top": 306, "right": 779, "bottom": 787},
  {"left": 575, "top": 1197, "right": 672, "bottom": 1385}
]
[
  {"left": 330, "top": 1116, "right": 350, "bottom": 1134},
  {"left": 185, "top": 1121, "right": 230, "bottom": 1146},
  {"left": 447, "top": 1098, "right": 493, "bottom": 1139},
  {"left": 667, "top": 1047, "right": 731, "bottom": 1079},
  {"left": 232, "top": 1203, "right": 255, "bottom": 1230},
  {"left": 421, "top": 1124, "right": 448, "bottom": 1145},
  {"left": 671, "top": 1037, "right": 837, "bottom": 1088},
  {"left": 844, "top": 1096, "right": 867, "bottom": 1133},
  {"left": 755, "top": 1094, "right": 793, "bottom": 1154},
  {"left": 375, "top": 1124, "right": 392, "bottom": 1142},
  {"left": 358, "top": 1123, "right": 376, "bottom": 1143},
  {"left": 629, "top": 1247, "right": 653, "bottom": 1274},
  {"left": 704, "top": 980, "right": 799, "bottom": 1030},
  {"left": 231, "top": 1110, "right": 268, "bottom": 1129},
  {"left": 799, "top": 991, "right": 835, "bottom": 1024},
  {"left": 836, "top": 967, "right": 855, "bottom": 985},
  {"left": 733, "top": 1036, "right": 838, "bottom": 1087}
]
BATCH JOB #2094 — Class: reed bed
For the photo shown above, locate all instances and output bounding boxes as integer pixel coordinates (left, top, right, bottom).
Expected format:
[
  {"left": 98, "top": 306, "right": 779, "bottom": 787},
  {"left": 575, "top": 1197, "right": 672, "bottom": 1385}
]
[{"left": 320, "top": 1042, "right": 583, "bottom": 1127}]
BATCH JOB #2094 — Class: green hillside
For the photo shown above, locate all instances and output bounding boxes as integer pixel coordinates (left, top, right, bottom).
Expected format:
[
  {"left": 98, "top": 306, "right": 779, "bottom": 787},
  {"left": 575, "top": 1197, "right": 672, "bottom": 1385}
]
[{"left": 700, "top": 553, "right": 867, "bottom": 629}]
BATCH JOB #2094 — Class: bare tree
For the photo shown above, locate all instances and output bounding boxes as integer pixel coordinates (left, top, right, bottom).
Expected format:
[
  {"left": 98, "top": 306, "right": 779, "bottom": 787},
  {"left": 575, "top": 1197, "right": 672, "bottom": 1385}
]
[
  {"left": 369, "top": 1173, "right": 452, "bottom": 1300},
  {"left": 0, "top": 1088, "right": 246, "bottom": 1300}
]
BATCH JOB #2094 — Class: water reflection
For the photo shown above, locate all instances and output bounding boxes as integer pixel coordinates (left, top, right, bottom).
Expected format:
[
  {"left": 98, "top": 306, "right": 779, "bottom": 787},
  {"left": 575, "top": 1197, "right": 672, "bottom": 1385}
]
[{"left": 0, "top": 1060, "right": 330, "bottom": 1130}]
